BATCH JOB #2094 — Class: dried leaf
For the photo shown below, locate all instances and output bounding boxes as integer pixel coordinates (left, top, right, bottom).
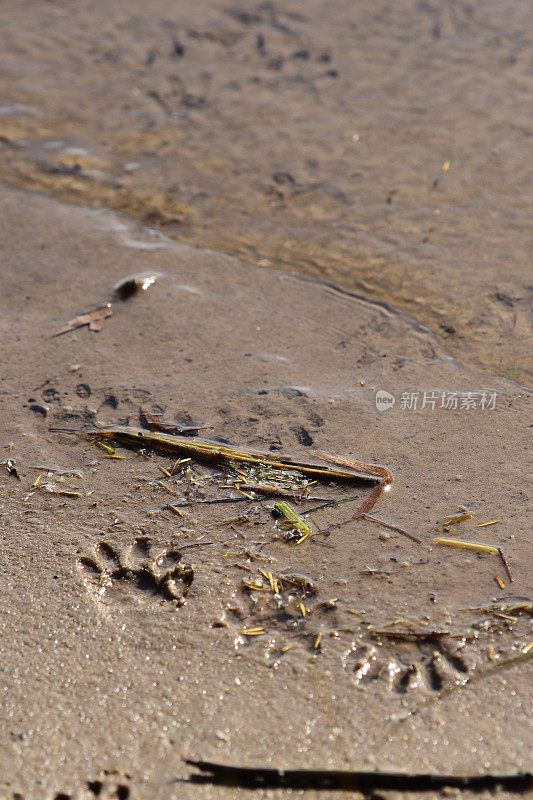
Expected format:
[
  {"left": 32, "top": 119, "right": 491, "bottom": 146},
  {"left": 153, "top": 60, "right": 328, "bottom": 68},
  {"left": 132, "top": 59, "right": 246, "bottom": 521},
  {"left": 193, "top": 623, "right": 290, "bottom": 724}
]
[
  {"left": 139, "top": 409, "right": 208, "bottom": 436},
  {"left": 51, "top": 304, "right": 112, "bottom": 337}
]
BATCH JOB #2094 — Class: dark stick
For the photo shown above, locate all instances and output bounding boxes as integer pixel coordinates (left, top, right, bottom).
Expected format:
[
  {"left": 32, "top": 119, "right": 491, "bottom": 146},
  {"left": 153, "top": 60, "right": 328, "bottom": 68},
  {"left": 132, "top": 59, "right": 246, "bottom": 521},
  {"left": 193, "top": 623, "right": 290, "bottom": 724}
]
[
  {"left": 184, "top": 760, "right": 532, "bottom": 792},
  {"left": 498, "top": 548, "right": 514, "bottom": 582},
  {"left": 362, "top": 514, "right": 421, "bottom": 543}
]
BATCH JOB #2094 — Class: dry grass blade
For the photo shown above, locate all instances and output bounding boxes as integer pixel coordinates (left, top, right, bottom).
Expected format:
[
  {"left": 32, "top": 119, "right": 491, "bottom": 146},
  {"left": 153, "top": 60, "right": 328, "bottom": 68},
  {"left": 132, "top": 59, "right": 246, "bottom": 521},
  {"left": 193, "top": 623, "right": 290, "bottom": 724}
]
[
  {"left": 314, "top": 451, "right": 392, "bottom": 519},
  {"left": 314, "top": 450, "right": 391, "bottom": 485},
  {"left": 362, "top": 514, "right": 421, "bottom": 543},
  {"left": 139, "top": 409, "right": 208, "bottom": 436},
  {"left": 498, "top": 548, "right": 514, "bottom": 582},
  {"left": 92, "top": 427, "right": 380, "bottom": 483},
  {"left": 236, "top": 483, "right": 329, "bottom": 500},
  {"left": 433, "top": 538, "right": 498, "bottom": 554},
  {"left": 314, "top": 452, "right": 421, "bottom": 542}
]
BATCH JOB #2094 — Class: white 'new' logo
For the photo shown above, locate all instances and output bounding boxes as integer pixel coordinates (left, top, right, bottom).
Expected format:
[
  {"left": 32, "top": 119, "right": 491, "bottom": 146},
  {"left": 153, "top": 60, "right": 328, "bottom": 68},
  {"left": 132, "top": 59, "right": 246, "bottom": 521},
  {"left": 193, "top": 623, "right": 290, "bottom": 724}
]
[{"left": 376, "top": 390, "right": 395, "bottom": 411}]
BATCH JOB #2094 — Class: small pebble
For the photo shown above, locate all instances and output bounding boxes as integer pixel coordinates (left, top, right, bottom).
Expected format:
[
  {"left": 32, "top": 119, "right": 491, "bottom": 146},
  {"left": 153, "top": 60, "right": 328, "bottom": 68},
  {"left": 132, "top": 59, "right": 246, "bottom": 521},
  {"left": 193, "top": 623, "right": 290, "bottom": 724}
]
[{"left": 378, "top": 532, "right": 391, "bottom": 541}]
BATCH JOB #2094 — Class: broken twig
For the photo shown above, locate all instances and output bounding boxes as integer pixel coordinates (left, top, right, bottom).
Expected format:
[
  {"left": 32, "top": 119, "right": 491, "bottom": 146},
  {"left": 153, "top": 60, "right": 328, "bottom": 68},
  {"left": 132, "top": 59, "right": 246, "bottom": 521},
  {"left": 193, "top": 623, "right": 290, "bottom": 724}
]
[
  {"left": 92, "top": 427, "right": 381, "bottom": 483},
  {"left": 184, "top": 760, "right": 532, "bottom": 792}
]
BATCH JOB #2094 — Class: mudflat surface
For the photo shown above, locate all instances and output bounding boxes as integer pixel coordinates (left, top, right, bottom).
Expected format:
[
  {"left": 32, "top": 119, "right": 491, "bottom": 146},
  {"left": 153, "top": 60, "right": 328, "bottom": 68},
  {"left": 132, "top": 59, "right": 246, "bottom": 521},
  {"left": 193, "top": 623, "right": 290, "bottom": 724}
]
[
  {"left": 0, "top": 0, "right": 531, "bottom": 384},
  {"left": 0, "top": 1, "right": 531, "bottom": 799},
  {"left": 0, "top": 185, "right": 531, "bottom": 799}
]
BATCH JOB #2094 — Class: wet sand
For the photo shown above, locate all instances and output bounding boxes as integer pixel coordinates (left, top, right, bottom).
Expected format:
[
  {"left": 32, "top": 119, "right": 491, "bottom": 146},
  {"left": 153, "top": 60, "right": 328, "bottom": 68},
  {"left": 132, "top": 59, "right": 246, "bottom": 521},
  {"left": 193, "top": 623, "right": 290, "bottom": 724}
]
[
  {"left": 0, "top": 185, "right": 531, "bottom": 799},
  {"left": 0, "top": 2, "right": 531, "bottom": 799}
]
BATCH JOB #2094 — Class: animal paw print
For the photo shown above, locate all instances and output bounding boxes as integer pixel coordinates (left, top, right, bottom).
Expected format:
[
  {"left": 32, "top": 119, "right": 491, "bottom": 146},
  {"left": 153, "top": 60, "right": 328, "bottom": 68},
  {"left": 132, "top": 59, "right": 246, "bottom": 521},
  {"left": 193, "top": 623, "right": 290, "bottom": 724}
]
[
  {"left": 79, "top": 769, "right": 131, "bottom": 799},
  {"left": 79, "top": 537, "right": 193, "bottom": 608},
  {"left": 346, "top": 635, "right": 471, "bottom": 694},
  {"left": 48, "top": 769, "right": 131, "bottom": 800}
]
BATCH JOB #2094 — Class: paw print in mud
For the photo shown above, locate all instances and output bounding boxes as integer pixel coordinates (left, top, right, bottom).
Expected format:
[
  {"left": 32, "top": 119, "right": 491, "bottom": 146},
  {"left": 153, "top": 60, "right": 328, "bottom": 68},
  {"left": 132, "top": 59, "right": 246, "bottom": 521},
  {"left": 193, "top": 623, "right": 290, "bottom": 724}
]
[
  {"left": 79, "top": 537, "right": 194, "bottom": 608},
  {"left": 345, "top": 634, "right": 472, "bottom": 694},
  {"left": 79, "top": 768, "right": 131, "bottom": 800}
]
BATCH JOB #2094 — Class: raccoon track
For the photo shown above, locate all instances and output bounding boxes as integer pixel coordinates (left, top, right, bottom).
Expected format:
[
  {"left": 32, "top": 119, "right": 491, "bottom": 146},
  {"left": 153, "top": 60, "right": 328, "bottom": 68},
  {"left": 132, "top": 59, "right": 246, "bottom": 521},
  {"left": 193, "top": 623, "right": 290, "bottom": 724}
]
[
  {"left": 346, "top": 635, "right": 471, "bottom": 694},
  {"left": 81, "top": 768, "right": 131, "bottom": 799},
  {"left": 79, "top": 536, "right": 193, "bottom": 608},
  {"left": 48, "top": 769, "right": 132, "bottom": 800}
]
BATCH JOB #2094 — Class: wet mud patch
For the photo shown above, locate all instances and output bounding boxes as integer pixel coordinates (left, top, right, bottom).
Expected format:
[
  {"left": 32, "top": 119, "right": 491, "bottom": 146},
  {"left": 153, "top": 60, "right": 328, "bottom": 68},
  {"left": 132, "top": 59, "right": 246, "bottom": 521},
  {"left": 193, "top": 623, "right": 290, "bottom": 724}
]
[
  {"left": 223, "top": 535, "right": 532, "bottom": 699},
  {"left": 0, "top": 184, "right": 531, "bottom": 795}
]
